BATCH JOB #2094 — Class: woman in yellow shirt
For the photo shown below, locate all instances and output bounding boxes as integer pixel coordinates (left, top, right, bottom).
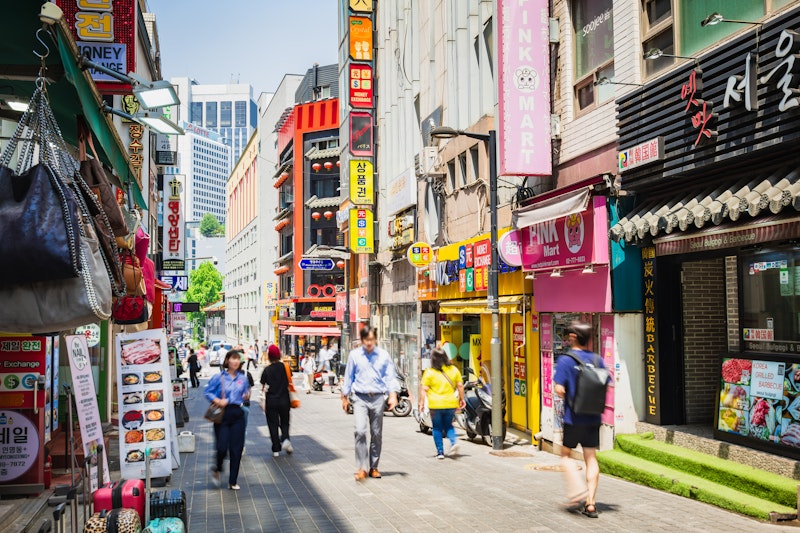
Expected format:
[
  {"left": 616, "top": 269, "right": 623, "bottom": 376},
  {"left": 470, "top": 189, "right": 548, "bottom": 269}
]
[{"left": 419, "top": 347, "right": 466, "bottom": 459}]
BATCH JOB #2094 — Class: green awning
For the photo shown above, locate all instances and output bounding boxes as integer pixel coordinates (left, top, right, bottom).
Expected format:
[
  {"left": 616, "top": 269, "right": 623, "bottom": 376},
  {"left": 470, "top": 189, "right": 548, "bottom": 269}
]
[{"left": 0, "top": 3, "right": 146, "bottom": 209}]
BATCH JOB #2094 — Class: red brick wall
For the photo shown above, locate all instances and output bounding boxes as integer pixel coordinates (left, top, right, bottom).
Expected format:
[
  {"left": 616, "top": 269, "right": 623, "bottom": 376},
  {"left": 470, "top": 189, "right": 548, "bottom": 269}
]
[{"left": 682, "top": 258, "right": 727, "bottom": 425}]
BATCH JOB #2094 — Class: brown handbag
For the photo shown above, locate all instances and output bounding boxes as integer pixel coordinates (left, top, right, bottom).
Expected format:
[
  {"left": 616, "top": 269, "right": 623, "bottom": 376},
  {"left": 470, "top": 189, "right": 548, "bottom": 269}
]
[
  {"left": 204, "top": 375, "right": 226, "bottom": 423},
  {"left": 121, "top": 250, "right": 145, "bottom": 296}
]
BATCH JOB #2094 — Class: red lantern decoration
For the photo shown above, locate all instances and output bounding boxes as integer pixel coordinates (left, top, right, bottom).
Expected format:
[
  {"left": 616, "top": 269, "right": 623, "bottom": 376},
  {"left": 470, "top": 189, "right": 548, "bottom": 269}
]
[
  {"left": 336, "top": 160, "right": 341, "bottom": 167},
  {"left": 311, "top": 212, "right": 322, "bottom": 221},
  {"left": 324, "top": 161, "right": 333, "bottom": 170},
  {"left": 312, "top": 162, "right": 322, "bottom": 172},
  {"left": 280, "top": 171, "right": 289, "bottom": 180},
  {"left": 336, "top": 260, "right": 345, "bottom": 269},
  {"left": 323, "top": 210, "right": 334, "bottom": 220}
]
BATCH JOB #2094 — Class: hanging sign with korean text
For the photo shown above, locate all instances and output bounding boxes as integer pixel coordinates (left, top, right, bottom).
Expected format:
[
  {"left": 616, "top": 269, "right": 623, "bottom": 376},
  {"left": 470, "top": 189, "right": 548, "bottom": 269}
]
[
  {"left": 162, "top": 176, "right": 185, "bottom": 271},
  {"left": 349, "top": 160, "right": 374, "bottom": 205},
  {"left": 349, "top": 208, "right": 374, "bottom": 254},
  {"left": 642, "top": 246, "right": 660, "bottom": 424},
  {"left": 349, "top": 112, "right": 374, "bottom": 157}
]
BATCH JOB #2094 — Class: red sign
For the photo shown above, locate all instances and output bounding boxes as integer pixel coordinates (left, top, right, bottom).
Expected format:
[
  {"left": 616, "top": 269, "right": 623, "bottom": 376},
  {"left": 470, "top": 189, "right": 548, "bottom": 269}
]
[
  {"left": 57, "top": 0, "right": 138, "bottom": 94},
  {"left": 465, "top": 244, "right": 474, "bottom": 268},
  {"left": 0, "top": 337, "right": 47, "bottom": 410},
  {"left": 349, "top": 64, "right": 374, "bottom": 108},
  {"left": 521, "top": 208, "right": 595, "bottom": 270},
  {"left": 680, "top": 69, "right": 717, "bottom": 147},
  {"left": 474, "top": 266, "right": 488, "bottom": 292},
  {"left": 349, "top": 112, "right": 374, "bottom": 157},
  {"left": 473, "top": 239, "right": 491, "bottom": 268}
]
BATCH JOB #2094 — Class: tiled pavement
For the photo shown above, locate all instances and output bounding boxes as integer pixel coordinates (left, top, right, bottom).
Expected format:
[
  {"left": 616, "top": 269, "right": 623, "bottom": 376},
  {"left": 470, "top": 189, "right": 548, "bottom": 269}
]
[{"left": 176, "top": 369, "right": 794, "bottom": 533}]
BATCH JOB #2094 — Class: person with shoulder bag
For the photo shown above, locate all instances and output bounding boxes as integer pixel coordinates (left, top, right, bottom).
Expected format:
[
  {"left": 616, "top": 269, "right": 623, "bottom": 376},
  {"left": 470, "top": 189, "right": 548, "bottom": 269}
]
[
  {"left": 554, "top": 320, "right": 611, "bottom": 519},
  {"left": 260, "top": 345, "right": 299, "bottom": 457},
  {"left": 419, "top": 347, "right": 466, "bottom": 459},
  {"left": 204, "top": 350, "right": 250, "bottom": 490}
]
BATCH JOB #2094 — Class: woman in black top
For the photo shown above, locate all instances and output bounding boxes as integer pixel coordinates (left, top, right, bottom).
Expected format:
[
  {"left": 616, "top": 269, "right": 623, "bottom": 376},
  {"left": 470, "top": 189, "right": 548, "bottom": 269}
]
[{"left": 260, "top": 345, "right": 293, "bottom": 456}]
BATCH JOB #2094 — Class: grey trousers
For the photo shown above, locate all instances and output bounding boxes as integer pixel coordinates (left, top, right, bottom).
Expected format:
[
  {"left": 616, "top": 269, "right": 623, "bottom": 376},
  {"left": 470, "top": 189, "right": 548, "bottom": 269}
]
[{"left": 353, "top": 392, "right": 385, "bottom": 471}]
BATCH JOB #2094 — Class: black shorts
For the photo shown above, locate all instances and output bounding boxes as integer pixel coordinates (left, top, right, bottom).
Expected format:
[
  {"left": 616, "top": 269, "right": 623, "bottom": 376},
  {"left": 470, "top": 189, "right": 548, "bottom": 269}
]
[{"left": 563, "top": 424, "right": 600, "bottom": 449}]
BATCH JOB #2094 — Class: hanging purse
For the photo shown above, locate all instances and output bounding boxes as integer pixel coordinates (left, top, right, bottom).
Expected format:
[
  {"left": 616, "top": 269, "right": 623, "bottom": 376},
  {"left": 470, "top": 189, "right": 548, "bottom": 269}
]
[
  {"left": 204, "top": 377, "right": 226, "bottom": 424},
  {"left": 121, "top": 250, "right": 146, "bottom": 296},
  {"left": 112, "top": 295, "right": 149, "bottom": 325}
]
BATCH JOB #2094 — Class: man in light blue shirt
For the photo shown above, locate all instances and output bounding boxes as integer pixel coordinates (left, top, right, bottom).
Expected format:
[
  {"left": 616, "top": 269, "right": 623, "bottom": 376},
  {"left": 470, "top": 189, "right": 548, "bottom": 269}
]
[{"left": 342, "top": 326, "right": 398, "bottom": 481}]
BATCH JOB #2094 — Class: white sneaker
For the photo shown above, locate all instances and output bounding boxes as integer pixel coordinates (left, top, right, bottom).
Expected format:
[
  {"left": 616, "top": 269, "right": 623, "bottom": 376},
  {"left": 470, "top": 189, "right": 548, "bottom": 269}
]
[
  {"left": 436, "top": 454, "right": 445, "bottom": 460},
  {"left": 447, "top": 442, "right": 460, "bottom": 457},
  {"left": 273, "top": 452, "right": 280, "bottom": 457},
  {"left": 229, "top": 484, "right": 240, "bottom": 490},
  {"left": 282, "top": 440, "right": 293, "bottom": 454}
]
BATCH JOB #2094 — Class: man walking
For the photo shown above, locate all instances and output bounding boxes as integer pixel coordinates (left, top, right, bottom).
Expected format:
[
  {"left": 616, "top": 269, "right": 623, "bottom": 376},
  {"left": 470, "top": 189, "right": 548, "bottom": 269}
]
[
  {"left": 554, "top": 320, "right": 608, "bottom": 519},
  {"left": 187, "top": 348, "right": 200, "bottom": 388},
  {"left": 341, "top": 327, "right": 398, "bottom": 481}
]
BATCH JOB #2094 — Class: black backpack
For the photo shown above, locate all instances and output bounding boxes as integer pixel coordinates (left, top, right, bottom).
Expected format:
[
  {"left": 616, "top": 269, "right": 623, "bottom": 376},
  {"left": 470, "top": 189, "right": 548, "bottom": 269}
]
[{"left": 564, "top": 350, "right": 610, "bottom": 416}]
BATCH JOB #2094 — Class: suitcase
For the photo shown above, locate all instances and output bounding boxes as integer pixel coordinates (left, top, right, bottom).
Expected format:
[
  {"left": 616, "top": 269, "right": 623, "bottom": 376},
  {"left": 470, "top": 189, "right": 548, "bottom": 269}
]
[
  {"left": 83, "top": 508, "right": 142, "bottom": 533},
  {"left": 93, "top": 479, "right": 146, "bottom": 525},
  {"left": 149, "top": 490, "right": 187, "bottom": 527},
  {"left": 143, "top": 517, "right": 185, "bottom": 533}
]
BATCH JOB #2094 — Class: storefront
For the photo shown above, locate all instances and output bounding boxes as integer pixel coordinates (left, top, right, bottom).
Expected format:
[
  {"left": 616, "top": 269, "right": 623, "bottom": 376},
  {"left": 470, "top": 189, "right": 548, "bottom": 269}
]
[
  {"left": 513, "top": 186, "right": 643, "bottom": 450},
  {"left": 417, "top": 229, "right": 540, "bottom": 434},
  {"left": 610, "top": 6, "right": 800, "bottom": 459}
]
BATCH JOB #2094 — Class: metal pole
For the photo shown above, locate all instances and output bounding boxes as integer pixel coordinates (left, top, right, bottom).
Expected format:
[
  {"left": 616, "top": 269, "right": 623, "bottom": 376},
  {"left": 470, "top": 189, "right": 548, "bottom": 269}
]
[
  {"left": 344, "top": 257, "right": 351, "bottom": 354},
  {"left": 488, "top": 129, "right": 503, "bottom": 450}
]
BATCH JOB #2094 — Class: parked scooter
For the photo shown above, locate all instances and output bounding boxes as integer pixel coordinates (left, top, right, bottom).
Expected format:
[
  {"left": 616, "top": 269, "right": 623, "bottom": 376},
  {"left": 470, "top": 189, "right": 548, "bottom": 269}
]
[
  {"left": 461, "top": 369, "right": 506, "bottom": 446},
  {"left": 346, "top": 372, "right": 412, "bottom": 417}
]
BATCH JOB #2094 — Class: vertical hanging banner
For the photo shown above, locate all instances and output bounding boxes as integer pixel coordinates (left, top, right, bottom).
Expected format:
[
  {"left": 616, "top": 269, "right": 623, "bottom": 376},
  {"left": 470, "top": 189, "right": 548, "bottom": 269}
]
[
  {"left": 349, "top": 159, "right": 374, "bottom": 205},
  {"left": 349, "top": 208, "right": 375, "bottom": 254},
  {"left": 642, "top": 246, "right": 660, "bottom": 423},
  {"left": 162, "top": 175, "right": 185, "bottom": 271},
  {"left": 497, "top": 0, "right": 551, "bottom": 176},
  {"left": 66, "top": 335, "right": 110, "bottom": 491},
  {"left": 349, "top": 112, "right": 374, "bottom": 157},
  {"left": 349, "top": 64, "right": 374, "bottom": 108},
  {"left": 349, "top": 16, "right": 373, "bottom": 61},
  {"left": 57, "top": 0, "right": 138, "bottom": 93}
]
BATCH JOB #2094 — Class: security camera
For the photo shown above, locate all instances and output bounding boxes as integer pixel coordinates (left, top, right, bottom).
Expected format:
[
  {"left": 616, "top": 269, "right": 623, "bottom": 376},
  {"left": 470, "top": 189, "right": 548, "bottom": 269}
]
[{"left": 212, "top": 256, "right": 219, "bottom": 265}]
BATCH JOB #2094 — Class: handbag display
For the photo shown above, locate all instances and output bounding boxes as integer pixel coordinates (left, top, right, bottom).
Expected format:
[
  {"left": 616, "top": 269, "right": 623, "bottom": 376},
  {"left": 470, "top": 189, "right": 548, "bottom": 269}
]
[
  {"left": 204, "top": 375, "right": 226, "bottom": 423},
  {"left": 121, "top": 250, "right": 146, "bottom": 296},
  {"left": 112, "top": 295, "right": 149, "bottom": 325}
]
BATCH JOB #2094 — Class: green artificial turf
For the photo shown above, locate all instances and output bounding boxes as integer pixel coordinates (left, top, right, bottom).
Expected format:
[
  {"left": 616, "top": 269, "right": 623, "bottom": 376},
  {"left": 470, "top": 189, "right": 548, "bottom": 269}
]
[
  {"left": 598, "top": 449, "right": 797, "bottom": 520},
  {"left": 614, "top": 433, "right": 797, "bottom": 508}
]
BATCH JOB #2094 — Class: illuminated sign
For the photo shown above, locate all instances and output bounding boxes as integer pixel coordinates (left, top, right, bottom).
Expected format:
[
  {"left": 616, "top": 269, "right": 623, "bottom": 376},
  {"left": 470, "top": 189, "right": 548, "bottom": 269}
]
[
  {"left": 162, "top": 176, "right": 185, "bottom": 271},
  {"left": 349, "top": 159, "right": 374, "bottom": 205},
  {"left": 349, "top": 64, "right": 374, "bottom": 108},
  {"left": 349, "top": 208, "right": 374, "bottom": 254}
]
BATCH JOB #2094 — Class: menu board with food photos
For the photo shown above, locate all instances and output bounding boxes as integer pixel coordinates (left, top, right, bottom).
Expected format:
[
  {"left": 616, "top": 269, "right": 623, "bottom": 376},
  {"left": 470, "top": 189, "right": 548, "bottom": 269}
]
[
  {"left": 717, "top": 356, "right": 800, "bottom": 457},
  {"left": 116, "top": 330, "right": 174, "bottom": 479}
]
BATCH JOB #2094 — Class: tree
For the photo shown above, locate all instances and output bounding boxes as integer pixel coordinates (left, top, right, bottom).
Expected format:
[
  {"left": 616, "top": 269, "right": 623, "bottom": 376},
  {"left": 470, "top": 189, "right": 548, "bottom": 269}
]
[
  {"left": 184, "top": 261, "right": 223, "bottom": 337},
  {"left": 199, "top": 213, "right": 222, "bottom": 237}
]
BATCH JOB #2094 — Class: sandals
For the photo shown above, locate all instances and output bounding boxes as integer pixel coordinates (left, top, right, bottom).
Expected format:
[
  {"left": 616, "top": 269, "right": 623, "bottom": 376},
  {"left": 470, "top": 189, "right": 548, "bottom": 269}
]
[{"left": 582, "top": 504, "right": 599, "bottom": 518}]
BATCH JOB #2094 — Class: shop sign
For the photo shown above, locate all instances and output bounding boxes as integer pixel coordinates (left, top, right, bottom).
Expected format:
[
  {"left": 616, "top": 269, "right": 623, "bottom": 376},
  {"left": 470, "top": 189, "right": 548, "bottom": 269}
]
[
  {"left": 498, "top": 230, "right": 523, "bottom": 267},
  {"left": 349, "top": 0, "right": 372, "bottom": 13},
  {"left": 128, "top": 123, "right": 144, "bottom": 183},
  {"left": 680, "top": 69, "right": 717, "bottom": 147},
  {"left": 521, "top": 209, "right": 594, "bottom": 270},
  {"left": 496, "top": 0, "right": 551, "bottom": 176},
  {"left": 349, "top": 160, "right": 374, "bottom": 205},
  {"left": 155, "top": 134, "right": 177, "bottom": 166},
  {"left": 310, "top": 307, "right": 337, "bottom": 319},
  {"left": 642, "top": 246, "right": 660, "bottom": 423},
  {"left": 349, "top": 208, "right": 374, "bottom": 254},
  {"left": 75, "top": 324, "right": 101, "bottom": 348},
  {"left": 465, "top": 268, "right": 474, "bottom": 292},
  {"left": 349, "top": 64, "right": 373, "bottom": 108},
  {"left": 59, "top": 0, "right": 137, "bottom": 91},
  {"left": 407, "top": 242, "right": 433, "bottom": 269},
  {"left": 618, "top": 137, "right": 664, "bottom": 172},
  {"left": 171, "top": 313, "right": 186, "bottom": 331},
  {"left": 159, "top": 275, "right": 188, "bottom": 292},
  {"left": 349, "top": 112, "right": 374, "bottom": 157},
  {"left": 264, "top": 281, "right": 278, "bottom": 310},
  {"left": 600, "top": 315, "right": 616, "bottom": 426},
  {"left": 655, "top": 217, "right": 800, "bottom": 256},
  {"left": 298, "top": 258, "right": 335, "bottom": 271},
  {"left": 162, "top": 176, "right": 185, "bottom": 271},
  {"left": 349, "top": 16, "right": 373, "bottom": 61},
  {"left": 0, "top": 338, "right": 46, "bottom": 410},
  {"left": 66, "top": 335, "right": 109, "bottom": 491},
  {"left": 458, "top": 270, "right": 466, "bottom": 292},
  {"left": 0, "top": 411, "right": 39, "bottom": 482},
  {"left": 512, "top": 323, "right": 526, "bottom": 397},
  {"left": 386, "top": 168, "right": 415, "bottom": 215}
]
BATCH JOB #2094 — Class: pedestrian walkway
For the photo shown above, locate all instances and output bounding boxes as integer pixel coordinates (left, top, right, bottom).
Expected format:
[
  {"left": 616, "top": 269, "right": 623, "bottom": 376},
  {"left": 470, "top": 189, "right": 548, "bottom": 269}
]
[{"left": 176, "top": 373, "right": 792, "bottom": 533}]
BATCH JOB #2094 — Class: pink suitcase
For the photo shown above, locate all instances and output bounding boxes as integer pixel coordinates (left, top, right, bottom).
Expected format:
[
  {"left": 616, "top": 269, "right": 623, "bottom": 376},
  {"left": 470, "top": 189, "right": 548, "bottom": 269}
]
[{"left": 93, "top": 479, "right": 146, "bottom": 525}]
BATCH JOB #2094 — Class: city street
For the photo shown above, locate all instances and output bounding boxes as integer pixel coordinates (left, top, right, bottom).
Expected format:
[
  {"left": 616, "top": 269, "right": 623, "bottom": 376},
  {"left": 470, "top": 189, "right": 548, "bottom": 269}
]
[{"left": 174, "top": 372, "right": 792, "bottom": 533}]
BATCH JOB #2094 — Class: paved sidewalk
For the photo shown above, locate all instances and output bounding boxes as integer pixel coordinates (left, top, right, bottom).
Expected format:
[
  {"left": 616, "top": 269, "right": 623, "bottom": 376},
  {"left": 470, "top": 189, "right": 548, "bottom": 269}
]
[{"left": 176, "top": 372, "right": 793, "bottom": 533}]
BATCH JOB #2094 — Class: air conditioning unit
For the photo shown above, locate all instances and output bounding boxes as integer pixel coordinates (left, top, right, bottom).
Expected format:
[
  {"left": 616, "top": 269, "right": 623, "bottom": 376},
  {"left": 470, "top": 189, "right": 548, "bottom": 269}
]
[{"left": 414, "top": 147, "right": 443, "bottom": 177}]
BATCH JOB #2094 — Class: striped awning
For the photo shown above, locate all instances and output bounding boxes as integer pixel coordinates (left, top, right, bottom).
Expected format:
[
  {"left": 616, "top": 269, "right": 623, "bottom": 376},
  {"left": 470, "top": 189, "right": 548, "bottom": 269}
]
[{"left": 609, "top": 168, "right": 800, "bottom": 244}]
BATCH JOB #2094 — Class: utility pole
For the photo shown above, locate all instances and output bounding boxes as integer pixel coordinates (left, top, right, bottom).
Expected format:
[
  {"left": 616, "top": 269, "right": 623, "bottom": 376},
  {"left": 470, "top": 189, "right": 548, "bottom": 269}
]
[{"left": 487, "top": 129, "right": 503, "bottom": 451}]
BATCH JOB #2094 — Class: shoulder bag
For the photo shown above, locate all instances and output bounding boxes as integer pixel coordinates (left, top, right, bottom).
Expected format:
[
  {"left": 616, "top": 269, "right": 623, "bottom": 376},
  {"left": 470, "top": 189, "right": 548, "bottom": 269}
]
[
  {"left": 285, "top": 363, "right": 300, "bottom": 408},
  {"left": 204, "top": 375, "right": 226, "bottom": 424}
]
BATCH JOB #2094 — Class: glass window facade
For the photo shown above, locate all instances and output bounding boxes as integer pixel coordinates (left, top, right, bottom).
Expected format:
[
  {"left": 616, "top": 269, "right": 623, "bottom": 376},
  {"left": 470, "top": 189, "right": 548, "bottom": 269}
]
[
  {"left": 220, "top": 101, "right": 232, "bottom": 128},
  {"left": 205, "top": 102, "right": 218, "bottom": 128},
  {"left": 190, "top": 102, "right": 202, "bottom": 125},
  {"left": 573, "top": 0, "right": 613, "bottom": 79},
  {"left": 235, "top": 101, "right": 247, "bottom": 127}
]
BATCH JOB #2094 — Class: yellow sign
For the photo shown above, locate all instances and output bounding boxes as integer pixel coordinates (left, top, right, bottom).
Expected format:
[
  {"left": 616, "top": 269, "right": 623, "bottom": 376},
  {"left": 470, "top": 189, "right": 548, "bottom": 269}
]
[
  {"left": 349, "top": 160, "right": 374, "bottom": 205},
  {"left": 407, "top": 242, "right": 433, "bottom": 269},
  {"left": 349, "top": 208, "right": 374, "bottom": 254},
  {"left": 349, "top": 17, "right": 373, "bottom": 61},
  {"left": 349, "top": 0, "right": 373, "bottom": 13}
]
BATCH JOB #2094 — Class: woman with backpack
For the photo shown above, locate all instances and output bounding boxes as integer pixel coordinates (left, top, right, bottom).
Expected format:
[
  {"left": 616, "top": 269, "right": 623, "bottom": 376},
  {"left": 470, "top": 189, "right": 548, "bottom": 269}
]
[
  {"left": 260, "top": 345, "right": 296, "bottom": 456},
  {"left": 419, "top": 347, "right": 466, "bottom": 459}
]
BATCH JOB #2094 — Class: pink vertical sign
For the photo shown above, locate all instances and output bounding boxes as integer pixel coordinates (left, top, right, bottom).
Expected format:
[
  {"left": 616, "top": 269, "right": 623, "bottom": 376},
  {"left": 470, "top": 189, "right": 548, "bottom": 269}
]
[
  {"left": 497, "top": 0, "right": 552, "bottom": 176},
  {"left": 540, "top": 314, "right": 553, "bottom": 408},
  {"left": 600, "top": 315, "right": 615, "bottom": 426}
]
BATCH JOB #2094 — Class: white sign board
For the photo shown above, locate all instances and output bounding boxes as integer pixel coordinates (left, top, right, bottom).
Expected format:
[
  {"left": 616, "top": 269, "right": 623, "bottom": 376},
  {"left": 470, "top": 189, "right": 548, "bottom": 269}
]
[
  {"left": 66, "top": 335, "right": 110, "bottom": 491},
  {"left": 162, "top": 176, "right": 185, "bottom": 271},
  {"left": 171, "top": 313, "right": 187, "bottom": 331},
  {"left": 0, "top": 411, "right": 39, "bottom": 482},
  {"left": 75, "top": 324, "right": 101, "bottom": 348},
  {"left": 751, "top": 360, "right": 785, "bottom": 400},
  {"left": 76, "top": 42, "right": 126, "bottom": 82}
]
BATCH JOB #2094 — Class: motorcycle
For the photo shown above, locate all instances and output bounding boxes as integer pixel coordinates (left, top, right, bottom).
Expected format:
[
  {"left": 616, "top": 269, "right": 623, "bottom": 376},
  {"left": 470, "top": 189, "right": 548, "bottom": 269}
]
[
  {"left": 346, "top": 372, "right": 412, "bottom": 417},
  {"left": 462, "top": 369, "right": 506, "bottom": 446}
]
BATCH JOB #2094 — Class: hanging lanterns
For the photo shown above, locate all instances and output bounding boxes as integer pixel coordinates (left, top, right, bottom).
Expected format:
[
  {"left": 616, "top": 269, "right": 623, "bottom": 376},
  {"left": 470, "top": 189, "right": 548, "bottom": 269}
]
[
  {"left": 323, "top": 210, "right": 334, "bottom": 220},
  {"left": 280, "top": 171, "right": 289, "bottom": 180},
  {"left": 336, "top": 260, "right": 345, "bottom": 269},
  {"left": 336, "top": 160, "right": 341, "bottom": 168},
  {"left": 324, "top": 161, "right": 333, "bottom": 170},
  {"left": 311, "top": 212, "right": 322, "bottom": 221},
  {"left": 312, "top": 162, "right": 322, "bottom": 172}
]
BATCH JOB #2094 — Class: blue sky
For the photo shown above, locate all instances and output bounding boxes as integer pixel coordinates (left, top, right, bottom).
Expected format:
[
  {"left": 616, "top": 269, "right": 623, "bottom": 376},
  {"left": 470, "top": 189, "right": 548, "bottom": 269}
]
[{"left": 148, "top": 0, "right": 339, "bottom": 96}]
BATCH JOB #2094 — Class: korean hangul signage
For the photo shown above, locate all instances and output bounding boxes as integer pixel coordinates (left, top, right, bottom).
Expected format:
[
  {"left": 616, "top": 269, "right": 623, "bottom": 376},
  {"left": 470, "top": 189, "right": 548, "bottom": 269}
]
[
  {"left": 349, "top": 17, "right": 373, "bottom": 61},
  {"left": 162, "top": 176, "right": 185, "bottom": 271},
  {"left": 128, "top": 123, "right": 144, "bottom": 183},
  {"left": 680, "top": 69, "right": 717, "bottom": 147},
  {"left": 58, "top": 0, "right": 137, "bottom": 92},
  {"left": 0, "top": 411, "right": 39, "bottom": 482},
  {"left": 159, "top": 275, "right": 188, "bottom": 292},
  {"left": 349, "top": 208, "right": 374, "bottom": 254},
  {"left": 618, "top": 137, "right": 664, "bottom": 172},
  {"left": 473, "top": 239, "right": 491, "bottom": 291},
  {"left": 349, "top": 160, "right": 374, "bottom": 205},
  {"left": 349, "top": 112, "right": 374, "bottom": 157},
  {"left": 349, "top": 64, "right": 374, "bottom": 108},
  {"left": 496, "top": 0, "right": 551, "bottom": 176},
  {"left": 0, "top": 337, "right": 47, "bottom": 410},
  {"left": 642, "top": 246, "right": 660, "bottom": 423}
]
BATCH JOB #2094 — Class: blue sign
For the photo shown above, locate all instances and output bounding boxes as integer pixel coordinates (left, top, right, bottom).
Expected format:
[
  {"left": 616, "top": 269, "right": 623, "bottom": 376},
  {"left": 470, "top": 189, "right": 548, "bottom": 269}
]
[
  {"left": 160, "top": 275, "right": 189, "bottom": 291},
  {"left": 458, "top": 246, "right": 467, "bottom": 269},
  {"left": 298, "top": 258, "right": 335, "bottom": 271}
]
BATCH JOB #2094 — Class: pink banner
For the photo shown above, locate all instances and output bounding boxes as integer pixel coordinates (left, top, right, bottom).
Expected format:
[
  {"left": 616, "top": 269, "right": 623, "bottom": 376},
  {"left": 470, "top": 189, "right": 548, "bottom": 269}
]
[
  {"left": 540, "top": 314, "right": 553, "bottom": 408},
  {"left": 599, "top": 315, "right": 615, "bottom": 426},
  {"left": 522, "top": 208, "right": 595, "bottom": 270},
  {"left": 497, "top": 0, "right": 552, "bottom": 176}
]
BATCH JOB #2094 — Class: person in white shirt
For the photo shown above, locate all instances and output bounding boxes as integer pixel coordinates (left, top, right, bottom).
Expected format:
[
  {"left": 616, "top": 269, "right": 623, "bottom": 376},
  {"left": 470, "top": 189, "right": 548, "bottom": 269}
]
[{"left": 301, "top": 351, "right": 316, "bottom": 394}]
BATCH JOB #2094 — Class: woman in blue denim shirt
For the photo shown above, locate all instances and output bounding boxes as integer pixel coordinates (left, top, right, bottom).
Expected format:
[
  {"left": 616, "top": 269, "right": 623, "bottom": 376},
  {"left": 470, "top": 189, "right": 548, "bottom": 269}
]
[{"left": 205, "top": 349, "right": 250, "bottom": 490}]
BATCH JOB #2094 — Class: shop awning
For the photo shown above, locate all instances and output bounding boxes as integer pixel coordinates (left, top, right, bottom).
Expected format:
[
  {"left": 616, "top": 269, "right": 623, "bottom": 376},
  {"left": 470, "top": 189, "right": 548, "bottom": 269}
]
[
  {"left": 0, "top": 5, "right": 146, "bottom": 209},
  {"left": 438, "top": 296, "right": 523, "bottom": 315},
  {"left": 513, "top": 187, "right": 590, "bottom": 229},
  {"left": 609, "top": 167, "right": 800, "bottom": 244},
  {"left": 283, "top": 326, "right": 341, "bottom": 337},
  {"left": 305, "top": 195, "right": 342, "bottom": 209},
  {"left": 305, "top": 146, "right": 342, "bottom": 160}
]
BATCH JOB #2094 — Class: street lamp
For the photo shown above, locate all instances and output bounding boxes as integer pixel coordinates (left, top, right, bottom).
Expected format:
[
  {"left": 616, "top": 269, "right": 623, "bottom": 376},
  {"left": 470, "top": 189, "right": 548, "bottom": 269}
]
[
  {"left": 643, "top": 48, "right": 697, "bottom": 62},
  {"left": 430, "top": 126, "right": 503, "bottom": 450},
  {"left": 700, "top": 12, "right": 763, "bottom": 28},
  {"left": 79, "top": 56, "right": 180, "bottom": 109}
]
